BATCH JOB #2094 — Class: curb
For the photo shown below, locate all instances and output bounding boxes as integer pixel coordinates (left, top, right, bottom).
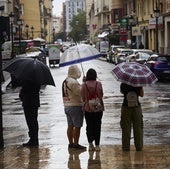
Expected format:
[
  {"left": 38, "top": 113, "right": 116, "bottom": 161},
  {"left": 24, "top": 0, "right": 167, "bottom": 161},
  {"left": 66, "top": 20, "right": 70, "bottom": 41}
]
[{"left": 2, "top": 72, "right": 11, "bottom": 93}]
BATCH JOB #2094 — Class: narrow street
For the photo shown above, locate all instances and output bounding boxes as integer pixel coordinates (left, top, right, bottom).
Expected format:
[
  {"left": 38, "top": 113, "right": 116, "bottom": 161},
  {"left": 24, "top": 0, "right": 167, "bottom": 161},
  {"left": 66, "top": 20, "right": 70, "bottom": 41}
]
[{"left": 1, "top": 58, "right": 170, "bottom": 168}]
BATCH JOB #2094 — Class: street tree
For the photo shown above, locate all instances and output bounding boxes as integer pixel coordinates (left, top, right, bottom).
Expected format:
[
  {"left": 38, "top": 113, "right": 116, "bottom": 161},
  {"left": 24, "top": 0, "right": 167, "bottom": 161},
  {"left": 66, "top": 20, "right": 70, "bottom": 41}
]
[{"left": 69, "top": 11, "right": 87, "bottom": 42}]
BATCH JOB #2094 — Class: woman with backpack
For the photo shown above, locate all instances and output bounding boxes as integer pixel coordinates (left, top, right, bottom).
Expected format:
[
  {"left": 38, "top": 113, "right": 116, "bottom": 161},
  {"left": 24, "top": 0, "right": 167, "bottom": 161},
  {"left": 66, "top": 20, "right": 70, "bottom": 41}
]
[
  {"left": 120, "top": 83, "right": 144, "bottom": 151},
  {"left": 81, "top": 68, "right": 104, "bottom": 151}
]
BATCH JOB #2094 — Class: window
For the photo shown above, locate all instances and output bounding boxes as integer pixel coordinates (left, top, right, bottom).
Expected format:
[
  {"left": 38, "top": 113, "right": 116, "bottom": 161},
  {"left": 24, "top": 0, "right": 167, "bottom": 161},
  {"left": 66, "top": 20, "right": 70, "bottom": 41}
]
[
  {"left": 157, "top": 57, "right": 168, "bottom": 62},
  {"left": 167, "top": 1, "right": 170, "bottom": 12}
]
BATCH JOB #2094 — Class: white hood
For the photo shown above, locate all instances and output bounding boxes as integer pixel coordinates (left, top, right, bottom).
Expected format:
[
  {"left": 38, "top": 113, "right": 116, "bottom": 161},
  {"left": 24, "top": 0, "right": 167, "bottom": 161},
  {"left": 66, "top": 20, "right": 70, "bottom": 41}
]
[{"left": 67, "top": 65, "right": 81, "bottom": 79}]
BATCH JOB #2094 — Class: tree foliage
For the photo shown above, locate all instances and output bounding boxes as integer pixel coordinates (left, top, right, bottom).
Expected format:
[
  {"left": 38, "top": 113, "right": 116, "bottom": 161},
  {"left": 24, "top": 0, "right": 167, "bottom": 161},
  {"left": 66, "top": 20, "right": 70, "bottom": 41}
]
[{"left": 69, "top": 11, "right": 87, "bottom": 42}]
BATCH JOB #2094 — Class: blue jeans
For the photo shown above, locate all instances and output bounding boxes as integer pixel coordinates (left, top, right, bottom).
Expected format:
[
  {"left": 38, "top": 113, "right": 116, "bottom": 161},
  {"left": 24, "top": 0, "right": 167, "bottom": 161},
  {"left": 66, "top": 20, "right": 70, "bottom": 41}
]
[{"left": 65, "top": 106, "right": 84, "bottom": 127}]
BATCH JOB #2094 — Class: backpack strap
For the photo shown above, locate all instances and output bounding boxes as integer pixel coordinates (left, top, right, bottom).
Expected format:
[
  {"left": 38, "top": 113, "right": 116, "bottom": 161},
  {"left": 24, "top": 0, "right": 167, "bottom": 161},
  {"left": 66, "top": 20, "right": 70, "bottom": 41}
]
[
  {"left": 85, "top": 82, "right": 97, "bottom": 99},
  {"left": 62, "top": 79, "right": 72, "bottom": 97},
  {"left": 85, "top": 82, "right": 97, "bottom": 92}
]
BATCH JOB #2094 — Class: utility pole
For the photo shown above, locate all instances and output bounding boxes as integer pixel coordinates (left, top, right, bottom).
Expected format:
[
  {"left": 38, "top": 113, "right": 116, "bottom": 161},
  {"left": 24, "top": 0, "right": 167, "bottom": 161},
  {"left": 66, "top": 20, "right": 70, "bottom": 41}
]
[{"left": 0, "top": 5, "right": 5, "bottom": 148}]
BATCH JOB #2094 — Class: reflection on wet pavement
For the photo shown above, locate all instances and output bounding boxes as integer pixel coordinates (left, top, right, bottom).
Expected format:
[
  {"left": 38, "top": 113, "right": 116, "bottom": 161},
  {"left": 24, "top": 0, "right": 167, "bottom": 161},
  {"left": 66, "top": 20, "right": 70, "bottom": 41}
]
[
  {"left": 0, "top": 145, "right": 170, "bottom": 169},
  {"left": 1, "top": 59, "right": 170, "bottom": 168}
]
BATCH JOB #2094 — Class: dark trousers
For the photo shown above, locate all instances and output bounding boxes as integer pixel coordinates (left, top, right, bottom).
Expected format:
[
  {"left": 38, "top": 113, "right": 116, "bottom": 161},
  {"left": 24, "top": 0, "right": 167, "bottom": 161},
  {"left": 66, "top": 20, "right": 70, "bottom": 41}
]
[
  {"left": 85, "top": 111, "right": 103, "bottom": 146},
  {"left": 120, "top": 105, "right": 143, "bottom": 150},
  {"left": 24, "top": 107, "right": 39, "bottom": 142}
]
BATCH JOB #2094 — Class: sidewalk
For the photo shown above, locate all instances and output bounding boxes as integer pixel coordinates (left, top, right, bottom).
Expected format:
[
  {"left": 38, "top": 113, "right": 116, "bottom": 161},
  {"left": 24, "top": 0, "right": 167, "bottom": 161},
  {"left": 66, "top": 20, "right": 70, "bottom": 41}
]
[{"left": 2, "top": 71, "right": 11, "bottom": 93}]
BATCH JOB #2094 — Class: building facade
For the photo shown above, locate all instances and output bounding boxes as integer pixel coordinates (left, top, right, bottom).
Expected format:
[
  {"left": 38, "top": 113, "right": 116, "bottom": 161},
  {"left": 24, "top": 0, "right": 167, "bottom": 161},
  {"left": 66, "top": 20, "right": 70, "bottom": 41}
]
[
  {"left": 0, "top": 0, "right": 53, "bottom": 43},
  {"left": 65, "top": 0, "right": 86, "bottom": 34},
  {"left": 85, "top": 0, "right": 170, "bottom": 54},
  {"left": 53, "top": 16, "right": 62, "bottom": 34}
]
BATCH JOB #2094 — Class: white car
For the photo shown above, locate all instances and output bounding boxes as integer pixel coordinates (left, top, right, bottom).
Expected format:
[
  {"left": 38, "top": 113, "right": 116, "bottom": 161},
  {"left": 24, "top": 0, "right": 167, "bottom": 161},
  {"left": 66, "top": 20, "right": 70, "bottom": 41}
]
[
  {"left": 113, "top": 48, "right": 133, "bottom": 64},
  {"left": 126, "top": 52, "right": 151, "bottom": 64},
  {"left": 106, "top": 45, "right": 125, "bottom": 62},
  {"left": 131, "top": 49, "right": 154, "bottom": 55}
]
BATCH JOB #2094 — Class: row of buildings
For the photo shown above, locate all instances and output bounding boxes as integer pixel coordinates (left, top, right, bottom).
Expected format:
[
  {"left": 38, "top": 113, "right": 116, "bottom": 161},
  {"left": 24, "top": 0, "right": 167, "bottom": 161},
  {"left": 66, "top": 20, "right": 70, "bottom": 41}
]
[
  {"left": 0, "top": 0, "right": 53, "bottom": 43},
  {"left": 56, "top": 0, "right": 170, "bottom": 54},
  {"left": 1, "top": 0, "right": 170, "bottom": 54},
  {"left": 86, "top": 0, "right": 170, "bottom": 54}
]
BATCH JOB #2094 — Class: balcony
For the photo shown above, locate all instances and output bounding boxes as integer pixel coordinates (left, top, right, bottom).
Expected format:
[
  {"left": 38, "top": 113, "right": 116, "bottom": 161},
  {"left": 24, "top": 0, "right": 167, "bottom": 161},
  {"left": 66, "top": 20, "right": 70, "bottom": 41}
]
[{"left": 103, "top": 6, "right": 109, "bottom": 11}]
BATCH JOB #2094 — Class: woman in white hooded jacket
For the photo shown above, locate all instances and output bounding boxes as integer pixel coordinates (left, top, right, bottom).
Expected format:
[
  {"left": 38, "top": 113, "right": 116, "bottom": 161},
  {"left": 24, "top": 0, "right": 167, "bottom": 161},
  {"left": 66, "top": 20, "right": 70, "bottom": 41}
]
[{"left": 62, "top": 65, "right": 86, "bottom": 150}]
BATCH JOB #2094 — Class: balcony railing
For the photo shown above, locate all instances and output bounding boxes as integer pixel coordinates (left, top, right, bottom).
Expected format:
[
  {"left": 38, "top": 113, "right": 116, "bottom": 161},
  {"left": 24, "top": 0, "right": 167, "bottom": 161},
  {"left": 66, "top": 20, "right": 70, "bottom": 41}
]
[{"left": 103, "top": 6, "right": 109, "bottom": 11}]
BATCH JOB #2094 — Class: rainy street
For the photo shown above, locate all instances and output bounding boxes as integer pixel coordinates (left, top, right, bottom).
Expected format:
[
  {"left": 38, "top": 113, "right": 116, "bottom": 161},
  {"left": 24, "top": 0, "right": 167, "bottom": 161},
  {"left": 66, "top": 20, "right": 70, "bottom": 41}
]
[{"left": 1, "top": 58, "right": 170, "bottom": 168}]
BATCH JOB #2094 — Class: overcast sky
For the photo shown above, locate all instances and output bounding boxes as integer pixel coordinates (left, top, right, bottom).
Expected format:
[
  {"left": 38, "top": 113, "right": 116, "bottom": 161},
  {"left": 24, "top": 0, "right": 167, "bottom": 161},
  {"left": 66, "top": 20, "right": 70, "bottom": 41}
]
[{"left": 53, "top": 0, "right": 65, "bottom": 16}]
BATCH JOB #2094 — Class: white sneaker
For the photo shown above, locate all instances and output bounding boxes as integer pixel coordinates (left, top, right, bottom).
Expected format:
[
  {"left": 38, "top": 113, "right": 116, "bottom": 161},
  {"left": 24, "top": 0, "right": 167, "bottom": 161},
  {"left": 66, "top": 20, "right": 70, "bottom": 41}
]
[
  {"left": 88, "top": 143, "right": 95, "bottom": 151},
  {"left": 95, "top": 146, "right": 101, "bottom": 151}
]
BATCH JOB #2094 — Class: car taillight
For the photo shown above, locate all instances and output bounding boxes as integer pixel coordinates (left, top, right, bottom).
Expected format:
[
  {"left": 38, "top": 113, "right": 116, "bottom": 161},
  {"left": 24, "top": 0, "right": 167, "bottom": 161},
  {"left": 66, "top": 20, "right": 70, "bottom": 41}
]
[{"left": 151, "top": 62, "right": 159, "bottom": 67}]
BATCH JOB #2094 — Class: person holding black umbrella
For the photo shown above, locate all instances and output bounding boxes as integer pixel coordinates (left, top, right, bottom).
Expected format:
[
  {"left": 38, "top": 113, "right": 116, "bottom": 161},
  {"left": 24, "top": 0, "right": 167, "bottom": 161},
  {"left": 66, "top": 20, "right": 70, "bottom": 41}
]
[
  {"left": 19, "top": 80, "right": 40, "bottom": 147},
  {"left": 3, "top": 57, "right": 55, "bottom": 147}
]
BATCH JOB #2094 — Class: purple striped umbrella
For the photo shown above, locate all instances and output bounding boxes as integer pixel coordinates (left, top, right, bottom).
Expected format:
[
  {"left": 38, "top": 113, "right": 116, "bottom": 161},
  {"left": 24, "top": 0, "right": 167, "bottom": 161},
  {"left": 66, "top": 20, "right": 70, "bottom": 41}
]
[{"left": 112, "top": 62, "right": 158, "bottom": 87}]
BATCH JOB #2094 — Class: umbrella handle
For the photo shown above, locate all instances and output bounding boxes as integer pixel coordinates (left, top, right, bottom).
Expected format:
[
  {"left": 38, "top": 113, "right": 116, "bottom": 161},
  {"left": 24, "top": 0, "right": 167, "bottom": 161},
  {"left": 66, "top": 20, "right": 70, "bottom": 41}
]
[
  {"left": 80, "top": 62, "right": 85, "bottom": 76},
  {"left": 76, "top": 42, "right": 85, "bottom": 76}
]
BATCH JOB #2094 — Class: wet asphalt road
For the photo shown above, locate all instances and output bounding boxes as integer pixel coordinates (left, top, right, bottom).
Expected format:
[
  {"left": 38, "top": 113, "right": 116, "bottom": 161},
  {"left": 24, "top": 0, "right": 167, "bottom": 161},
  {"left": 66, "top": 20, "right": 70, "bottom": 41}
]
[
  {"left": 1, "top": 58, "right": 170, "bottom": 168},
  {"left": 2, "top": 58, "right": 170, "bottom": 146}
]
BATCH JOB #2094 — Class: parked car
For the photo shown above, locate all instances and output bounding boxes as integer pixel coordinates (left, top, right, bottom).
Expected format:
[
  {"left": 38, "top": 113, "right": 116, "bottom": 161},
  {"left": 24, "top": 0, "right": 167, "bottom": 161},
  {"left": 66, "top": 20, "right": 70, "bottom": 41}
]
[
  {"left": 113, "top": 48, "right": 133, "bottom": 64},
  {"left": 106, "top": 45, "right": 125, "bottom": 63},
  {"left": 131, "top": 49, "right": 154, "bottom": 55},
  {"left": 16, "top": 51, "right": 47, "bottom": 65},
  {"left": 25, "top": 46, "right": 47, "bottom": 55},
  {"left": 25, "top": 47, "right": 47, "bottom": 64},
  {"left": 126, "top": 52, "right": 151, "bottom": 64},
  {"left": 60, "top": 42, "right": 71, "bottom": 52},
  {"left": 145, "top": 54, "right": 170, "bottom": 80}
]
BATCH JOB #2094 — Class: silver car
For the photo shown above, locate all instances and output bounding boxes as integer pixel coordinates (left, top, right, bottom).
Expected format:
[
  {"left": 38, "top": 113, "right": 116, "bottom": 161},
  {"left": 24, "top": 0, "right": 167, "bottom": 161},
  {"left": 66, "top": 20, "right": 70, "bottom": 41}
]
[
  {"left": 126, "top": 52, "right": 151, "bottom": 64},
  {"left": 106, "top": 45, "right": 125, "bottom": 63},
  {"left": 113, "top": 48, "right": 133, "bottom": 64}
]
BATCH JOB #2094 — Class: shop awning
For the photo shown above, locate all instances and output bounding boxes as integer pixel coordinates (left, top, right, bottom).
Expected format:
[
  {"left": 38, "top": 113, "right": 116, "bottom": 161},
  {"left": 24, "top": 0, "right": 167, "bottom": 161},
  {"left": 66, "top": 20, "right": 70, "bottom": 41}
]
[{"left": 98, "top": 31, "right": 109, "bottom": 38}]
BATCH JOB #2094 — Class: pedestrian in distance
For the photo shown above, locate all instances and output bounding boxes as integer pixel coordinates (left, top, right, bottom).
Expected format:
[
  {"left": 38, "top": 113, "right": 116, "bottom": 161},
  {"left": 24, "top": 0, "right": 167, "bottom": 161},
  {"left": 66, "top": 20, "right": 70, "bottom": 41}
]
[
  {"left": 139, "top": 41, "right": 144, "bottom": 49},
  {"left": 62, "top": 65, "right": 86, "bottom": 150},
  {"left": 120, "top": 83, "right": 144, "bottom": 151},
  {"left": 19, "top": 80, "right": 40, "bottom": 147},
  {"left": 81, "top": 68, "right": 104, "bottom": 151}
]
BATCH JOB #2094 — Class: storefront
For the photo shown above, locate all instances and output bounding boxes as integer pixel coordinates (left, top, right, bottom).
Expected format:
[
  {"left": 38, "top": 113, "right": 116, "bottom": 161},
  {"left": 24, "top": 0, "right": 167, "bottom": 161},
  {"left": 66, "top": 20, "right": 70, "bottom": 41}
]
[
  {"left": 131, "top": 26, "right": 142, "bottom": 48},
  {"left": 164, "top": 15, "right": 170, "bottom": 54},
  {"left": 148, "top": 16, "right": 164, "bottom": 53}
]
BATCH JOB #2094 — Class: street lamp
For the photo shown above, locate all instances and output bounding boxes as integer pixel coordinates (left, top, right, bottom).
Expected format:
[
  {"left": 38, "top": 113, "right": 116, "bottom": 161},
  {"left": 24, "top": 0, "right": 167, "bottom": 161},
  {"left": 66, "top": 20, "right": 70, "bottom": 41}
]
[
  {"left": 128, "top": 16, "right": 135, "bottom": 48},
  {"left": 52, "top": 27, "right": 55, "bottom": 43},
  {"left": 25, "top": 24, "right": 29, "bottom": 40},
  {"left": 0, "top": 5, "right": 4, "bottom": 148},
  {"left": 9, "top": 12, "right": 14, "bottom": 58},
  {"left": 154, "top": 8, "right": 160, "bottom": 53},
  {"left": 31, "top": 26, "right": 34, "bottom": 39},
  {"left": 17, "top": 19, "right": 23, "bottom": 54}
]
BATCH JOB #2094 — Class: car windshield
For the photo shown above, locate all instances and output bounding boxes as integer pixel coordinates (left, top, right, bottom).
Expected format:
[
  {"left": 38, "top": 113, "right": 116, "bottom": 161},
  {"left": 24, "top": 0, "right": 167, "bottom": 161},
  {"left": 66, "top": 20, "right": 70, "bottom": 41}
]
[
  {"left": 141, "top": 55, "right": 149, "bottom": 60},
  {"left": 111, "top": 46, "right": 124, "bottom": 51},
  {"left": 100, "top": 41, "right": 109, "bottom": 47},
  {"left": 165, "top": 56, "right": 170, "bottom": 62},
  {"left": 122, "top": 51, "right": 133, "bottom": 55},
  {"left": 157, "top": 56, "right": 169, "bottom": 62},
  {"left": 136, "top": 53, "right": 150, "bottom": 60}
]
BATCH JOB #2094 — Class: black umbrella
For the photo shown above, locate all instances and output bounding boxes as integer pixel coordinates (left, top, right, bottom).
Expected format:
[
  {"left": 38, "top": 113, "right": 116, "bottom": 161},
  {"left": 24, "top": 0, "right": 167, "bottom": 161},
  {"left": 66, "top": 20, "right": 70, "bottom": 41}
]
[{"left": 3, "top": 57, "right": 55, "bottom": 86}]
